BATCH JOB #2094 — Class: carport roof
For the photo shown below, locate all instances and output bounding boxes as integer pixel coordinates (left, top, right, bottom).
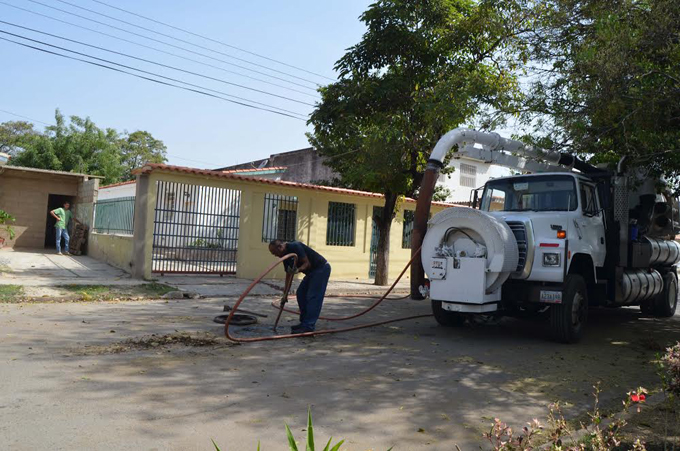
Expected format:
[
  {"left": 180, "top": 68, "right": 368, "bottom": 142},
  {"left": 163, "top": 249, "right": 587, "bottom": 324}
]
[{"left": 0, "top": 165, "right": 103, "bottom": 179}]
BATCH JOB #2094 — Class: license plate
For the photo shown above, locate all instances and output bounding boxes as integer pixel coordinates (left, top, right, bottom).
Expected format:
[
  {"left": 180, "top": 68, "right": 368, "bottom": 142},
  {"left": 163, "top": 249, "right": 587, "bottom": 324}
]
[{"left": 540, "top": 290, "right": 562, "bottom": 304}]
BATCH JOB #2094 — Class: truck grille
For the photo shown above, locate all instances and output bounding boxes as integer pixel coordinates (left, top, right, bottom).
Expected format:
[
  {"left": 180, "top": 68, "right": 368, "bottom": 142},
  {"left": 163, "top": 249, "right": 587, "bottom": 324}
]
[{"left": 506, "top": 221, "right": 527, "bottom": 273}]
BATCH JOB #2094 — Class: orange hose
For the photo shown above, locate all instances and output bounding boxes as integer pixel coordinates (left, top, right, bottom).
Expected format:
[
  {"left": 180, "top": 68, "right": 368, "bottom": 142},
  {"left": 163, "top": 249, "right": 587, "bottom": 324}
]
[{"left": 224, "top": 247, "right": 431, "bottom": 343}]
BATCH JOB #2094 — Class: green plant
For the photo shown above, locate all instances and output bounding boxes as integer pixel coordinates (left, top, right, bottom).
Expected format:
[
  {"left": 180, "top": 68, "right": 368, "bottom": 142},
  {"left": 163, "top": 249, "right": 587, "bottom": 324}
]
[
  {"left": 485, "top": 383, "right": 648, "bottom": 451},
  {"left": 211, "top": 408, "right": 346, "bottom": 451},
  {"left": 189, "top": 238, "right": 221, "bottom": 249},
  {"left": 0, "top": 209, "right": 16, "bottom": 240}
]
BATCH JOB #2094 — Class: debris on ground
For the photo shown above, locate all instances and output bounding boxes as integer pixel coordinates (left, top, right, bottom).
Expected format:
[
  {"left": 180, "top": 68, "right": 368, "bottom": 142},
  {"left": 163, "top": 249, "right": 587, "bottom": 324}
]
[
  {"left": 161, "top": 291, "right": 201, "bottom": 299},
  {"left": 75, "top": 331, "right": 225, "bottom": 355}
]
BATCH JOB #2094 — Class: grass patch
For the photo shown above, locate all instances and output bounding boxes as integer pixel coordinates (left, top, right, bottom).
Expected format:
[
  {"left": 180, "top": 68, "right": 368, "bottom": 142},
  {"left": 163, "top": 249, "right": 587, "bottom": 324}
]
[
  {"left": 58, "top": 283, "right": 177, "bottom": 301},
  {"left": 0, "top": 284, "right": 23, "bottom": 301}
]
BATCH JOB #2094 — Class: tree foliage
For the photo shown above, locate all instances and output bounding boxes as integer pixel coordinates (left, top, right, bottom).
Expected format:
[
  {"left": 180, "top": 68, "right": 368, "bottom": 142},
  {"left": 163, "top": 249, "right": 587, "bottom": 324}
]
[
  {"left": 308, "top": 0, "right": 526, "bottom": 284},
  {"left": 6, "top": 109, "right": 167, "bottom": 185},
  {"left": 119, "top": 130, "right": 167, "bottom": 181},
  {"left": 0, "top": 121, "right": 37, "bottom": 156},
  {"left": 520, "top": 0, "right": 680, "bottom": 183}
]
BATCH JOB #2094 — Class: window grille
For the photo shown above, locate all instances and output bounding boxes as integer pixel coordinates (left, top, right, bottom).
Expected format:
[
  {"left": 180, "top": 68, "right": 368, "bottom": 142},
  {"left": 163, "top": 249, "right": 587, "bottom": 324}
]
[
  {"left": 402, "top": 210, "right": 415, "bottom": 248},
  {"left": 459, "top": 163, "right": 477, "bottom": 188},
  {"left": 262, "top": 194, "right": 298, "bottom": 242},
  {"left": 326, "top": 201, "right": 356, "bottom": 246}
]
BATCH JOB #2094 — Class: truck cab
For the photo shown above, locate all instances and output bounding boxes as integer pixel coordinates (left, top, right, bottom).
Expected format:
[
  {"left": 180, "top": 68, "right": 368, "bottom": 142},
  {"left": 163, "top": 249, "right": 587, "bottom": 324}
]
[{"left": 480, "top": 173, "right": 606, "bottom": 287}]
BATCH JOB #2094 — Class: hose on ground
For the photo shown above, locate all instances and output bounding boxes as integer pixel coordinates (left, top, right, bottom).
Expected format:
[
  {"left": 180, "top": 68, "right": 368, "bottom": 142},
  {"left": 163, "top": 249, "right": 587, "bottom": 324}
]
[{"left": 224, "top": 247, "right": 431, "bottom": 343}]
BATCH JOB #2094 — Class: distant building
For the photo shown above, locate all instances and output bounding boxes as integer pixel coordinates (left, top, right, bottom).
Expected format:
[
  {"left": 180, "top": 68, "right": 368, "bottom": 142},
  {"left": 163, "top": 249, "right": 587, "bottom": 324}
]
[
  {"left": 218, "top": 147, "right": 510, "bottom": 203},
  {"left": 440, "top": 159, "right": 512, "bottom": 203},
  {"left": 216, "top": 147, "right": 338, "bottom": 185}
]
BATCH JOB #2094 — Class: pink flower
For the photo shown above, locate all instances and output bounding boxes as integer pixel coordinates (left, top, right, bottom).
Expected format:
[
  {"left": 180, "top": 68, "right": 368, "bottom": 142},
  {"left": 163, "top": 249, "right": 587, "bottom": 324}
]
[{"left": 630, "top": 393, "right": 646, "bottom": 403}]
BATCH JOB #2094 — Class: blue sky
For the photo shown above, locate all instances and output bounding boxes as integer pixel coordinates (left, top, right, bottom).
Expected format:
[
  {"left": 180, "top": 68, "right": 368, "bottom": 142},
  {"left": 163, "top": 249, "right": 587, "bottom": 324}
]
[{"left": 0, "top": 0, "right": 370, "bottom": 168}]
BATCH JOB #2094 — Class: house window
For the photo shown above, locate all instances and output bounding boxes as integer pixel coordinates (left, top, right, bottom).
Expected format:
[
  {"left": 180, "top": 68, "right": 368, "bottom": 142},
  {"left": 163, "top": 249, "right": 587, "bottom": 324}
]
[
  {"left": 326, "top": 201, "right": 356, "bottom": 246},
  {"left": 402, "top": 210, "right": 414, "bottom": 249},
  {"left": 459, "top": 163, "right": 477, "bottom": 188},
  {"left": 262, "top": 194, "right": 298, "bottom": 242}
]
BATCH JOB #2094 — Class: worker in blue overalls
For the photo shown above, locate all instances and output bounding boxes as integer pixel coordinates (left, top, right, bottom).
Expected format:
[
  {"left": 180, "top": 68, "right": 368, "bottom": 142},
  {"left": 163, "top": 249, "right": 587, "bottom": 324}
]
[{"left": 268, "top": 239, "right": 332, "bottom": 334}]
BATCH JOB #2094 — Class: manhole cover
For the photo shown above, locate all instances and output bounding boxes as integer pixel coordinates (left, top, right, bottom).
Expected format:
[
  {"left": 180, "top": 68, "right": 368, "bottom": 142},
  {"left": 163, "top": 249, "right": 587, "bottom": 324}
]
[{"left": 213, "top": 314, "right": 258, "bottom": 326}]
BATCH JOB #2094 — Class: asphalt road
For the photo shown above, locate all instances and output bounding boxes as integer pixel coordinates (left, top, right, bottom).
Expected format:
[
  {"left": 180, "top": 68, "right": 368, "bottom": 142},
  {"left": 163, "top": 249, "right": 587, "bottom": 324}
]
[{"left": 1, "top": 295, "right": 678, "bottom": 450}]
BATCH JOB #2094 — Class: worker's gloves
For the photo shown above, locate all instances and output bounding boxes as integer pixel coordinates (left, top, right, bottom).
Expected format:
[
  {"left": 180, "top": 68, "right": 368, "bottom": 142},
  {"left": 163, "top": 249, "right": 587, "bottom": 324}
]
[{"left": 285, "top": 266, "right": 298, "bottom": 275}]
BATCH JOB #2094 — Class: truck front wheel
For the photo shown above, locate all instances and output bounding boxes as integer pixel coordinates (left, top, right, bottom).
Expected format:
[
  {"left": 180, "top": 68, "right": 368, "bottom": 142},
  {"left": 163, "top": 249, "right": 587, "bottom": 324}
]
[
  {"left": 651, "top": 272, "right": 678, "bottom": 318},
  {"left": 550, "top": 274, "right": 588, "bottom": 343},
  {"left": 432, "top": 300, "right": 466, "bottom": 327}
]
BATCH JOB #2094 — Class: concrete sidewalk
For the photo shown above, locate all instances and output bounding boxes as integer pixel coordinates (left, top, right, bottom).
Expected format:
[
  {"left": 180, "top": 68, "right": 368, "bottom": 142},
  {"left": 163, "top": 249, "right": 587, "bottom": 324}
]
[
  {"left": 0, "top": 248, "right": 133, "bottom": 286},
  {"left": 0, "top": 248, "right": 410, "bottom": 299}
]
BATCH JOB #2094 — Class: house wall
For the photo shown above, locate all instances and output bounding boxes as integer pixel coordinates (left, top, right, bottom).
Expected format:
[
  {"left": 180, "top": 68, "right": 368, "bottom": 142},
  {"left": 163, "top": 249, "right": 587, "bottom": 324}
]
[
  {"left": 441, "top": 159, "right": 512, "bottom": 203},
  {"left": 131, "top": 170, "right": 449, "bottom": 281},
  {"left": 0, "top": 170, "right": 80, "bottom": 248},
  {"left": 88, "top": 232, "right": 134, "bottom": 272}
]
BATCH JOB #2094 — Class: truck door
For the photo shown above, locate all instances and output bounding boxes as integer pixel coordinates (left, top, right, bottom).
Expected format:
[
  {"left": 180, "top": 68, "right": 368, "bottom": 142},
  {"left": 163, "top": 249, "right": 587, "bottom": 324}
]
[{"left": 578, "top": 182, "right": 606, "bottom": 267}]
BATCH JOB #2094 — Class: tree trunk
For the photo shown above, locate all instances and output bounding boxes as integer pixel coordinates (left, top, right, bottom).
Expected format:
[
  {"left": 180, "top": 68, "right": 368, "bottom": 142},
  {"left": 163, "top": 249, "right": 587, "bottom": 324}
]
[{"left": 374, "top": 192, "right": 398, "bottom": 286}]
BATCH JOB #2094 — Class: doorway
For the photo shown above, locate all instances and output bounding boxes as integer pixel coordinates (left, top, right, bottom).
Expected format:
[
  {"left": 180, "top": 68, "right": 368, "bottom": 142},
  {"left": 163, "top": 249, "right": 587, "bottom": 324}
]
[{"left": 44, "top": 194, "right": 74, "bottom": 248}]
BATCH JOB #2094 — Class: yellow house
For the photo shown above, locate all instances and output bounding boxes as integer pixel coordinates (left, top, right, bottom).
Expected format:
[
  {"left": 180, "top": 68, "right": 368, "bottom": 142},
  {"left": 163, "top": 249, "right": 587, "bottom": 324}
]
[{"left": 89, "top": 163, "right": 455, "bottom": 281}]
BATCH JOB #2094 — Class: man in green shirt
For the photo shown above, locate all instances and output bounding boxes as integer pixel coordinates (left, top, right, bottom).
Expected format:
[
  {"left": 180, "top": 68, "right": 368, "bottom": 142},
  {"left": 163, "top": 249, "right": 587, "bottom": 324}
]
[{"left": 50, "top": 202, "right": 72, "bottom": 255}]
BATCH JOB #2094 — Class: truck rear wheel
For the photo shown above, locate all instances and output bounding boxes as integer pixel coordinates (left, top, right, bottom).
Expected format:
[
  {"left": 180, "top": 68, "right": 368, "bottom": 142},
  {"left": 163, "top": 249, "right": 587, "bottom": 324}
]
[
  {"left": 651, "top": 272, "right": 678, "bottom": 318},
  {"left": 550, "top": 274, "right": 588, "bottom": 343},
  {"left": 432, "top": 300, "right": 466, "bottom": 327}
]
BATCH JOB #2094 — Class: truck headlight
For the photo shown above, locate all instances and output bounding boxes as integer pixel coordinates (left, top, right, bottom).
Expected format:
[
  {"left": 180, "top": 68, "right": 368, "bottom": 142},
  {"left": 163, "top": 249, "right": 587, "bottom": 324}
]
[{"left": 543, "top": 253, "right": 561, "bottom": 266}]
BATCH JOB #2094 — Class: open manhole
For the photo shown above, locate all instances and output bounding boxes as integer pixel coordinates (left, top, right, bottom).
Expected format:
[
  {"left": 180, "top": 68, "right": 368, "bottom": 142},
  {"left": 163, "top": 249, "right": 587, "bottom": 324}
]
[{"left": 213, "top": 314, "right": 258, "bottom": 326}]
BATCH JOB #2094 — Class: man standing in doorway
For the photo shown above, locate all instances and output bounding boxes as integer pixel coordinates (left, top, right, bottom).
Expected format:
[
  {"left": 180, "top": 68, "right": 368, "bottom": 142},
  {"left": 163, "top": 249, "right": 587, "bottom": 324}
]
[
  {"left": 50, "top": 202, "right": 72, "bottom": 255},
  {"left": 268, "top": 239, "right": 331, "bottom": 334}
]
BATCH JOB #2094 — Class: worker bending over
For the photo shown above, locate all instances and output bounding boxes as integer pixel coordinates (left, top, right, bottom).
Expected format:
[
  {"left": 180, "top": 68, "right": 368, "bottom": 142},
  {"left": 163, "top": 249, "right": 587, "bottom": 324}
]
[{"left": 268, "top": 239, "right": 331, "bottom": 334}]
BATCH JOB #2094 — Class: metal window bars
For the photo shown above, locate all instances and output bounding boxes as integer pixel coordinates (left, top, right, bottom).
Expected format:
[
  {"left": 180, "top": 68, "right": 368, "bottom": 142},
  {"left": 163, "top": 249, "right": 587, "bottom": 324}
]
[
  {"left": 402, "top": 209, "right": 415, "bottom": 249},
  {"left": 93, "top": 196, "right": 135, "bottom": 235},
  {"left": 262, "top": 193, "right": 298, "bottom": 242},
  {"left": 326, "top": 201, "right": 356, "bottom": 246}
]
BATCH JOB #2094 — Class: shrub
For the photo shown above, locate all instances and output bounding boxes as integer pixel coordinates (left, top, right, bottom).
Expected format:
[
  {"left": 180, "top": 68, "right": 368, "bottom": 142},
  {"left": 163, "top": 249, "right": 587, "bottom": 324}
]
[{"left": 0, "top": 209, "right": 16, "bottom": 240}]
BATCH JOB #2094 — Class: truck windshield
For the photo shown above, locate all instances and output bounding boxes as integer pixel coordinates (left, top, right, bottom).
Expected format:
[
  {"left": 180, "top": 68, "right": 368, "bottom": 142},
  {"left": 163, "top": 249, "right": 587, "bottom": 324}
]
[{"left": 480, "top": 175, "right": 577, "bottom": 212}]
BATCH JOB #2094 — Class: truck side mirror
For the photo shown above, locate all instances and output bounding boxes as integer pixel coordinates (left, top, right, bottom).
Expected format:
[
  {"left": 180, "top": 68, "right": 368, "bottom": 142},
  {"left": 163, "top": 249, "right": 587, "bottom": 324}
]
[{"left": 472, "top": 189, "right": 479, "bottom": 209}]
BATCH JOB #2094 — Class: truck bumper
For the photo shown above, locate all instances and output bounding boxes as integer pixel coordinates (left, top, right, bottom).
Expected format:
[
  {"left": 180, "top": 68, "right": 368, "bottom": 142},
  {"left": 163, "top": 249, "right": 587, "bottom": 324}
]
[{"left": 502, "top": 281, "right": 565, "bottom": 305}]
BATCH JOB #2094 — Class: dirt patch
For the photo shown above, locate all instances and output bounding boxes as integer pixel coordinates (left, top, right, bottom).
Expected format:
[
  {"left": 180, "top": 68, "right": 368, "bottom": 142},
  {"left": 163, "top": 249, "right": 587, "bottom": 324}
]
[
  {"left": 75, "top": 332, "right": 227, "bottom": 355},
  {"left": 619, "top": 399, "right": 679, "bottom": 450}
]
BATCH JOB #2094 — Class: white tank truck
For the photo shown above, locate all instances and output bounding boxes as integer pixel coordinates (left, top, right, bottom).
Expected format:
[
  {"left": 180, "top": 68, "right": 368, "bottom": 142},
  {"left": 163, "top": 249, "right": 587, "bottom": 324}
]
[{"left": 410, "top": 128, "right": 680, "bottom": 343}]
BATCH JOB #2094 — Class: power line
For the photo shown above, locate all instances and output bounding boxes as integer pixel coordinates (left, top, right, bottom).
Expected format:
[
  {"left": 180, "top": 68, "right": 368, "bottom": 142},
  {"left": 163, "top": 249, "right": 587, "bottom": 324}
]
[
  {"left": 88, "top": 0, "right": 336, "bottom": 83},
  {"left": 0, "top": 21, "right": 315, "bottom": 108},
  {"left": 4, "top": 1, "right": 318, "bottom": 92},
  {"left": 55, "top": 0, "right": 330, "bottom": 86},
  {"left": 28, "top": 0, "right": 322, "bottom": 87},
  {"left": 0, "top": 35, "right": 307, "bottom": 120},
  {"left": 0, "top": 108, "right": 51, "bottom": 125},
  {"left": 1, "top": 29, "right": 309, "bottom": 117},
  {"left": 0, "top": 2, "right": 319, "bottom": 97}
]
